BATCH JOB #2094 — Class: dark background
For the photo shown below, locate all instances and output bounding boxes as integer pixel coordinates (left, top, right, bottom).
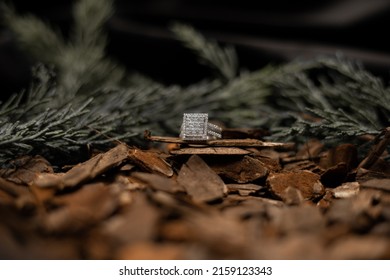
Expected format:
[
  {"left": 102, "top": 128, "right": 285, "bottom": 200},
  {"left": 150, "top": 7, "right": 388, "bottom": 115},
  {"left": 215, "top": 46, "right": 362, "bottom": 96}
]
[{"left": 2, "top": 0, "right": 390, "bottom": 99}]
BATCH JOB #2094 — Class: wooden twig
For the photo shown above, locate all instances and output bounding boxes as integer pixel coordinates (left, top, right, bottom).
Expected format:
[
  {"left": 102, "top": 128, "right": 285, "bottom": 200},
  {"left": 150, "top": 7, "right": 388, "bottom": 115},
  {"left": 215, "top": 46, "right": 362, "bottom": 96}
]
[
  {"left": 144, "top": 130, "right": 294, "bottom": 149},
  {"left": 170, "top": 147, "right": 252, "bottom": 155}
]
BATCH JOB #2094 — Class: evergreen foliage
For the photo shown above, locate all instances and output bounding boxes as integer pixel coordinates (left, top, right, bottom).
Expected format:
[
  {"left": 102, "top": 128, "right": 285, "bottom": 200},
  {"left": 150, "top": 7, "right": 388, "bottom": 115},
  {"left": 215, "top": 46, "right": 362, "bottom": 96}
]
[
  {"left": 171, "top": 23, "right": 238, "bottom": 81},
  {"left": 0, "top": 65, "right": 138, "bottom": 165},
  {"left": 268, "top": 56, "right": 389, "bottom": 141},
  {"left": 1, "top": 0, "right": 389, "bottom": 165},
  {"left": 2, "top": 0, "right": 128, "bottom": 97}
]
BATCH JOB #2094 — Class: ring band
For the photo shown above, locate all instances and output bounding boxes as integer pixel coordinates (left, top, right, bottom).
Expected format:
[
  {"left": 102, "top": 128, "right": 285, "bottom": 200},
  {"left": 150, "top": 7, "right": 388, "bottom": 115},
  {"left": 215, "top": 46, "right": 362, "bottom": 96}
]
[{"left": 180, "top": 113, "right": 222, "bottom": 141}]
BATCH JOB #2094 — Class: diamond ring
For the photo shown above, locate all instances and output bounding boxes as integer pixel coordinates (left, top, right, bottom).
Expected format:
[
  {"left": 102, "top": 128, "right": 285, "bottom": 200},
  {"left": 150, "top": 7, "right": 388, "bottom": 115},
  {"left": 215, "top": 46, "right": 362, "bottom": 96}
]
[{"left": 180, "top": 113, "right": 222, "bottom": 141}]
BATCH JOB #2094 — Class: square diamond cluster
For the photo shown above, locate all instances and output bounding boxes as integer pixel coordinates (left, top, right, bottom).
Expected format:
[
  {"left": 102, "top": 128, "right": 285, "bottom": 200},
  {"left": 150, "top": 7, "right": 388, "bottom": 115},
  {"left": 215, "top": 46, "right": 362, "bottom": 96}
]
[{"left": 180, "top": 113, "right": 208, "bottom": 140}]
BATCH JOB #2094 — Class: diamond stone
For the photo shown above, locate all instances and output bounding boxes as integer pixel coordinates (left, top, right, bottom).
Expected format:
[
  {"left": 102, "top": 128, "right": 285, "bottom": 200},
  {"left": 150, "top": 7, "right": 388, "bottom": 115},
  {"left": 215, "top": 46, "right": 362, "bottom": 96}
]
[{"left": 180, "top": 113, "right": 209, "bottom": 140}]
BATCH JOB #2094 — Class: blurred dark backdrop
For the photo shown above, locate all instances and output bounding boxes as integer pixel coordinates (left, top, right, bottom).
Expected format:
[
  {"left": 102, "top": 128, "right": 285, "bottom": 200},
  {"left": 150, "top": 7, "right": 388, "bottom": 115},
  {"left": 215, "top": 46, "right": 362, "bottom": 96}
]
[{"left": 2, "top": 0, "right": 390, "bottom": 100}]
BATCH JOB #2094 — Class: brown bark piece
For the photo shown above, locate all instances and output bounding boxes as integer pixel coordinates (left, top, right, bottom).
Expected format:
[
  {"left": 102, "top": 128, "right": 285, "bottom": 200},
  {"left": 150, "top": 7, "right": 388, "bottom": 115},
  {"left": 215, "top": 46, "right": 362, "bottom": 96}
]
[
  {"left": 326, "top": 190, "right": 382, "bottom": 232},
  {"left": 171, "top": 147, "right": 252, "bottom": 155},
  {"left": 133, "top": 172, "right": 184, "bottom": 193},
  {"left": 119, "top": 163, "right": 136, "bottom": 172},
  {"left": 183, "top": 211, "right": 250, "bottom": 258},
  {"left": 223, "top": 194, "right": 285, "bottom": 207},
  {"left": 253, "top": 234, "right": 325, "bottom": 259},
  {"left": 316, "top": 190, "right": 333, "bottom": 211},
  {"left": 0, "top": 189, "right": 14, "bottom": 205},
  {"left": 62, "top": 144, "right": 130, "bottom": 189},
  {"left": 321, "top": 163, "right": 349, "bottom": 187},
  {"left": 256, "top": 149, "right": 280, "bottom": 161},
  {"left": 356, "top": 166, "right": 390, "bottom": 183},
  {"left": 255, "top": 156, "right": 281, "bottom": 172},
  {"left": 0, "top": 224, "right": 80, "bottom": 259},
  {"left": 331, "top": 182, "right": 360, "bottom": 198},
  {"left": 98, "top": 193, "right": 160, "bottom": 245},
  {"left": 159, "top": 219, "right": 195, "bottom": 243},
  {"left": 360, "top": 178, "right": 390, "bottom": 192},
  {"left": 129, "top": 148, "right": 173, "bottom": 177},
  {"left": 111, "top": 174, "right": 147, "bottom": 191},
  {"left": 269, "top": 204, "right": 325, "bottom": 234},
  {"left": 328, "top": 236, "right": 390, "bottom": 259},
  {"left": 226, "top": 183, "right": 265, "bottom": 195},
  {"left": 321, "top": 144, "right": 358, "bottom": 169},
  {"left": 221, "top": 198, "right": 270, "bottom": 220},
  {"left": 0, "top": 177, "right": 36, "bottom": 212},
  {"left": 282, "top": 186, "right": 304, "bottom": 205},
  {"left": 34, "top": 144, "right": 130, "bottom": 190},
  {"left": 296, "top": 139, "right": 324, "bottom": 158},
  {"left": 116, "top": 242, "right": 186, "bottom": 260},
  {"left": 358, "top": 127, "right": 390, "bottom": 170},
  {"left": 42, "top": 182, "right": 119, "bottom": 233},
  {"left": 320, "top": 144, "right": 358, "bottom": 187},
  {"left": 267, "top": 170, "right": 325, "bottom": 201},
  {"left": 282, "top": 140, "right": 324, "bottom": 173},
  {"left": 177, "top": 155, "right": 227, "bottom": 203},
  {"left": 33, "top": 173, "right": 64, "bottom": 189},
  {"left": 84, "top": 192, "right": 160, "bottom": 259},
  {"left": 283, "top": 160, "right": 324, "bottom": 174},
  {"left": 0, "top": 156, "right": 53, "bottom": 185},
  {"left": 0, "top": 177, "right": 29, "bottom": 197},
  {"left": 210, "top": 156, "right": 269, "bottom": 183}
]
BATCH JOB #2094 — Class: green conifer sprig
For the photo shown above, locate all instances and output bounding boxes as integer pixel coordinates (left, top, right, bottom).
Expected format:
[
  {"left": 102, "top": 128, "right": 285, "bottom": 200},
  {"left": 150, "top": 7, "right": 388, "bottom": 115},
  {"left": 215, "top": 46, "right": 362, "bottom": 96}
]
[
  {"left": 267, "top": 56, "right": 389, "bottom": 141},
  {"left": 0, "top": 65, "right": 138, "bottom": 164},
  {"left": 1, "top": 4, "right": 65, "bottom": 64},
  {"left": 72, "top": 0, "right": 113, "bottom": 48},
  {"left": 1, "top": 0, "right": 126, "bottom": 97},
  {"left": 0, "top": 67, "right": 86, "bottom": 159},
  {"left": 171, "top": 23, "right": 238, "bottom": 81}
]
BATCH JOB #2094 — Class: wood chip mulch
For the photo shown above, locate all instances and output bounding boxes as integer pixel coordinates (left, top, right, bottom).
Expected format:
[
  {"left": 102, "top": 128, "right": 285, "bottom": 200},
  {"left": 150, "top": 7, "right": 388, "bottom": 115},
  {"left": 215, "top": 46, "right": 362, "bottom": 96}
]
[{"left": 1, "top": 131, "right": 390, "bottom": 260}]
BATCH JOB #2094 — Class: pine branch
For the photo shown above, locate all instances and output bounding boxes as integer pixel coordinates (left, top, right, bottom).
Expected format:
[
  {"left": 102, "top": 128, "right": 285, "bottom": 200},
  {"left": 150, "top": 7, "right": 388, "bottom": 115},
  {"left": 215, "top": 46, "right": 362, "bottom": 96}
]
[
  {"left": 271, "top": 107, "right": 380, "bottom": 142},
  {"left": 171, "top": 23, "right": 238, "bottom": 81},
  {"left": 72, "top": 0, "right": 113, "bottom": 48},
  {"left": 0, "top": 88, "right": 91, "bottom": 162},
  {"left": 267, "top": 56, "right": 389, "bottom": 141},
  {"left": 2, "top": 0, "right": 127, "bottom": 97},
  {"left": 1, "top": 3, "right": 65, "bottom": 64}
]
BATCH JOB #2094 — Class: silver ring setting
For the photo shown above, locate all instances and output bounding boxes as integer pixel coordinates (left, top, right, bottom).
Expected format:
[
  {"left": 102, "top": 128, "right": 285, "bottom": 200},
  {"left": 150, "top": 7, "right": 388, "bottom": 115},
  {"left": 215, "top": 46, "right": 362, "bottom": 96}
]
[{"left": 180, "top": 113, "right": 222, "bottom": 141}]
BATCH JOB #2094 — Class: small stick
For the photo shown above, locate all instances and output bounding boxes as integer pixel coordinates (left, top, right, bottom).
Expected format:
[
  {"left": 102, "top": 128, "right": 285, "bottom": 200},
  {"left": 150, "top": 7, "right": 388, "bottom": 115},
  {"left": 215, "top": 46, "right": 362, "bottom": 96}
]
[{"left": 144, "top": 130, "right": 294, "bottom": 149}]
